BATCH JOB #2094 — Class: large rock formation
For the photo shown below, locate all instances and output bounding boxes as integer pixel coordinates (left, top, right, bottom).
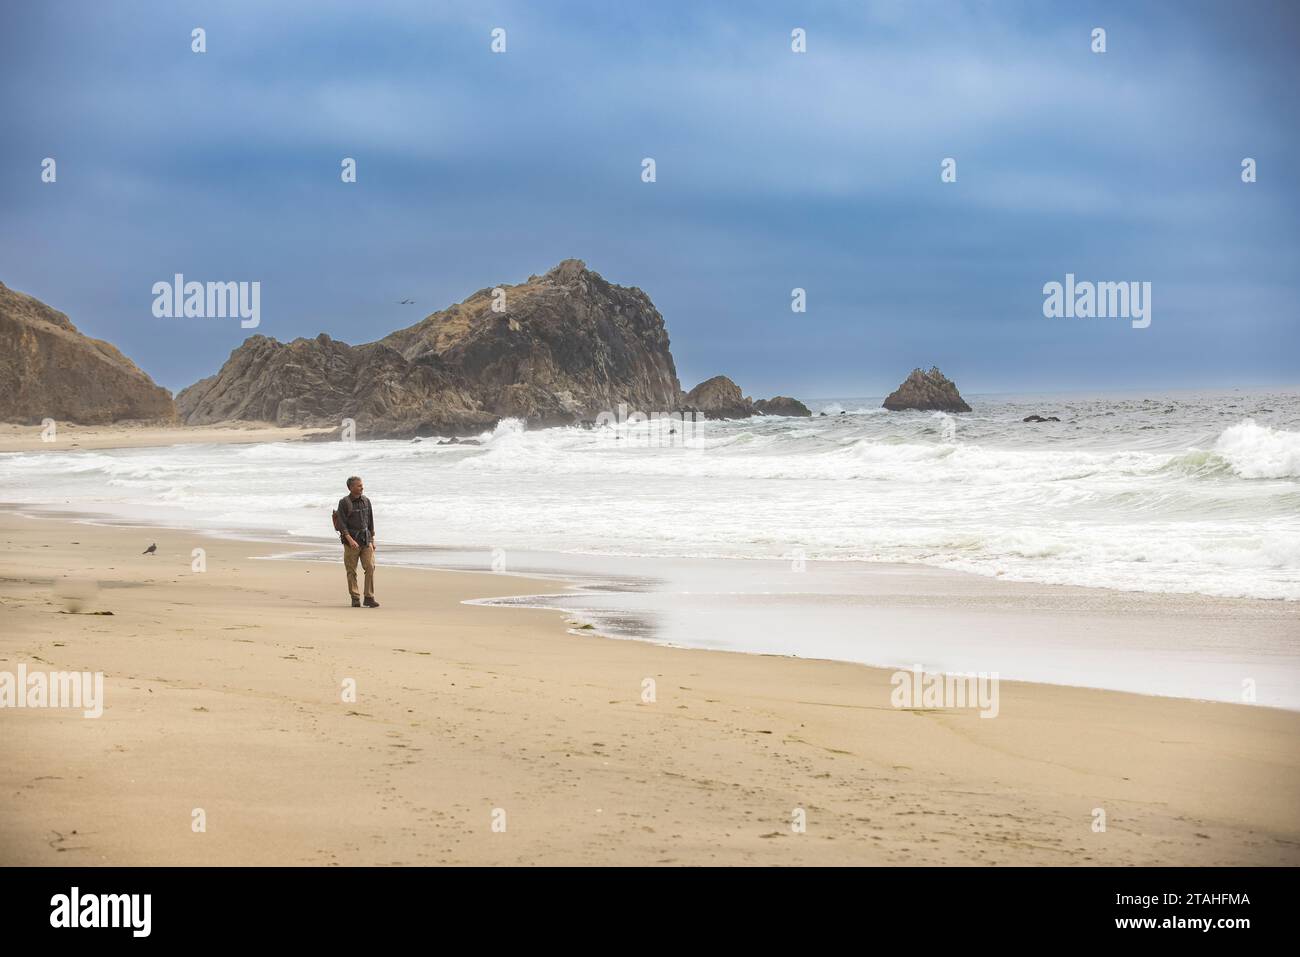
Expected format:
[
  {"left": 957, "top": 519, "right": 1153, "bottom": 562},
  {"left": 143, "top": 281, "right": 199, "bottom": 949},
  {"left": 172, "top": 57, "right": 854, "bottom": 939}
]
[
  {"left": 754, "top": 396, "right": 811, "bottom": 417},
  {"left": 380, "top": 259, "right": 680, "bottom": 426},
  {"left": 0, "top": 281, "right": 175, "bottom": 425},
  {"left": 177, "top": 334, "right": 494, "bottom": 435},
  {"left": 882, "top": 366, "right": 971, "bottom": 413},
  {"left": 681, "top": 375, "right": 754, "bottom": 420},
  {"left": 178, "top": 260, "right": 684, "bottom": 436},
  {"left": 177, "top": 260, "right": 820, "bottom": 437}
]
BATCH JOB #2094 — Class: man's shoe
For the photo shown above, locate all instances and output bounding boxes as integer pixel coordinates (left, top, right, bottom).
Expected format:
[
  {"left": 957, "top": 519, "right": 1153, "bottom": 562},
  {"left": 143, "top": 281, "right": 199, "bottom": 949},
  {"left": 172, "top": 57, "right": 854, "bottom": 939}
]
[
  {"left": 364, "top": 597, "right": 380, "bottom": 608},
  {"left": 351, "top": 597, "right": 361, "bottom": 607}
]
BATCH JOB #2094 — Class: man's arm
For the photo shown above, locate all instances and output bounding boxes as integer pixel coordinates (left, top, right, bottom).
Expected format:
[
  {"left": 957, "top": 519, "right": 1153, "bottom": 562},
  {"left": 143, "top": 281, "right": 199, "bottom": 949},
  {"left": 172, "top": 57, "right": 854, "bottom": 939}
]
[{"left": 339, "top": 497, "right": 358, "bottom": 549}]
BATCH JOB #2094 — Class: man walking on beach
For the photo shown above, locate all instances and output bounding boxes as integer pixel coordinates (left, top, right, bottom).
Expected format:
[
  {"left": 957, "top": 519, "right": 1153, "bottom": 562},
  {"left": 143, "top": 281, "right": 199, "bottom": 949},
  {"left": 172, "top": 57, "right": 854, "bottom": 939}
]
[{"left": 337, "top": 476, "right": 379, "bottom": 608}]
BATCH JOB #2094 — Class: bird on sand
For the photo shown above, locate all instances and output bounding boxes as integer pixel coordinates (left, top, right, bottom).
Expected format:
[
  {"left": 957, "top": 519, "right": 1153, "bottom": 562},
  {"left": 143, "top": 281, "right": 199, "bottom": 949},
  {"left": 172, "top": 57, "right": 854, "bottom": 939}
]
[{"left": 143, "top": 543, "right": 157, "bottom": 555}]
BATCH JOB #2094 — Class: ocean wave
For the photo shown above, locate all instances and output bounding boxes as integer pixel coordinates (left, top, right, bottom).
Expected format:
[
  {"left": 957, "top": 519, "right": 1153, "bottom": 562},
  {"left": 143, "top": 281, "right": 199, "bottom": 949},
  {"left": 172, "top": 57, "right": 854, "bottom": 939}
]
[
  {"left": 485, "top": 417, "right": 527, "bottom": 442},
  {"left": 5, "top": 395, "right": 1299, "bottom": 601},
  {"left": 1211, "top": 419, "right": 1300, "bottom": 479},
  {"left": 1157, "top": 420, "right": 1300, "bottom": 480},
  {"left": 1159, "top": 448, "right": 1233, "bottom": 478}
]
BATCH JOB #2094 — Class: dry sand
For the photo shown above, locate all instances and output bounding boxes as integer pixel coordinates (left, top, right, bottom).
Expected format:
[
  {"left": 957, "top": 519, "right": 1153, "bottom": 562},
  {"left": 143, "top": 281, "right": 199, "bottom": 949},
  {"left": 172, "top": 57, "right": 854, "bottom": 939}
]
[
  {"left": 0, "top": 421, "right": 329, "bottom": 453},
  {"left": 2, "top": 512, "right": 1298, "bottom": 866}
]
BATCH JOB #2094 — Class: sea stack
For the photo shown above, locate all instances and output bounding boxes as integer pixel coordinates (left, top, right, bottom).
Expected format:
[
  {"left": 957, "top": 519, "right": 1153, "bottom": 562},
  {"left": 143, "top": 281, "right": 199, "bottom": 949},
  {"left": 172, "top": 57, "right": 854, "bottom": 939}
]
[
  {"left": 754, "top": 396, "right": 812, "bottom": 417},
  {"left": 681, "top": 375, "right": 754, "bottom": 420},
  {"left": 882, "top": 366, "right": 971, "bottom": 413}
]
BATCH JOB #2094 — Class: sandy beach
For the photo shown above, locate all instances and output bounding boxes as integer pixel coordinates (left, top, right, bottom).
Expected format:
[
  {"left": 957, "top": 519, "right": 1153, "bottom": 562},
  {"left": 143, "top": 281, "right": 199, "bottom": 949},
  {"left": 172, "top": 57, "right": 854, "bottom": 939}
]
[
  {"left": 0, "top": 421, "right": 328, "bottom": 454},
  {"left": 2, "top": 506, "right": 1298, "bottom": 866},
  {"left": 5, "top": 0, "right": 1300, "bottom": 893}
]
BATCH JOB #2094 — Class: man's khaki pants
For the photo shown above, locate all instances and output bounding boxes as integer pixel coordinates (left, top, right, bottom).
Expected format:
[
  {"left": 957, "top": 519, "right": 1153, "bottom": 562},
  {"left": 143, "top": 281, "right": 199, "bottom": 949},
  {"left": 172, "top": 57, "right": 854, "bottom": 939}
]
[{"left": 344, "top": 543, "right": 376, "bottom": 599}]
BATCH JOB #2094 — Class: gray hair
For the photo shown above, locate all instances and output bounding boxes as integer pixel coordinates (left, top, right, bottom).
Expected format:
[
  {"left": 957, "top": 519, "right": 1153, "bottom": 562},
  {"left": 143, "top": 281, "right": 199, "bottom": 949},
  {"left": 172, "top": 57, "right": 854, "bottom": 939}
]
[{"left": 346, "top": 475, "right": 362, "bottom": 488}]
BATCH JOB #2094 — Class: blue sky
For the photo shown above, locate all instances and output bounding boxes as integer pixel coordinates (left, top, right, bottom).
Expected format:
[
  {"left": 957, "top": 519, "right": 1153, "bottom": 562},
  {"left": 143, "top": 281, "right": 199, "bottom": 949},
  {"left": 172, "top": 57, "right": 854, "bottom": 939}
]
[{"left": 2, "top": 0, "right": 1297, "bottom": 396}]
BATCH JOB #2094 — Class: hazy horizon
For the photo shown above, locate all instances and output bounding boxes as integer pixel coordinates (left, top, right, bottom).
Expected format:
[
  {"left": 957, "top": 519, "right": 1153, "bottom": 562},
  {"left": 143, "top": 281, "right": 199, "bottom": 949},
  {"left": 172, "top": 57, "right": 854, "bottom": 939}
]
[{"left": 7, "top": 266, "right": 1300, "bottom": 399}]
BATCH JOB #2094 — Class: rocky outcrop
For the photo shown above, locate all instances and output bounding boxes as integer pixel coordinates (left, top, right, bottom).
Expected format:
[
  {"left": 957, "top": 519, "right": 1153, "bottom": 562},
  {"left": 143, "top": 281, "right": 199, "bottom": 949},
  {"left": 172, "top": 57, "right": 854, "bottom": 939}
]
[
  {"left": 380, "top": 259, "right": 681, "bottom": 426},
  {"left": 1023, "top": 414, "right": 1060, "bottom": 423},
  {"left": 882, "top": 366, "right": 971, "bottom": 413},
  {"left": 178, "top": 260, "right": 683, "bottom": 436},
  {"left": 177, "top": 260, "right": 821, "bottom": 436},
  {"left": 681, "top": 375, "right": 754, "bottom": 420},
  {"left": 754, "top": 396, "right": 811, "bottom": 417},
  {"left": 0, "top": 281, "right": 175, "bottom": 425},
  {"left": 177, "top": 333, "right": 494, "bottom": 436}
]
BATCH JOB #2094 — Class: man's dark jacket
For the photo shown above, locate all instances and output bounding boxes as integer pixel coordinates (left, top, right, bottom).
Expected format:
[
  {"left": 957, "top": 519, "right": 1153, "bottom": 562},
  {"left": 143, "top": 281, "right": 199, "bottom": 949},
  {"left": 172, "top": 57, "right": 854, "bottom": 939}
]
[{"left": 337, "top": 494, "right": 375, "bottom": 548}]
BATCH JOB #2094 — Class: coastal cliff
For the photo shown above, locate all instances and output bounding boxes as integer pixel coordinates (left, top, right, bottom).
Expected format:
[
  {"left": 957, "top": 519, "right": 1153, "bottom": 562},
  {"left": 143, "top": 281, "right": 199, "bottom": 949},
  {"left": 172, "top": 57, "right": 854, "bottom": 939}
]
[{"left": 0, "top": 281, "right": 175, "bottom": 425}]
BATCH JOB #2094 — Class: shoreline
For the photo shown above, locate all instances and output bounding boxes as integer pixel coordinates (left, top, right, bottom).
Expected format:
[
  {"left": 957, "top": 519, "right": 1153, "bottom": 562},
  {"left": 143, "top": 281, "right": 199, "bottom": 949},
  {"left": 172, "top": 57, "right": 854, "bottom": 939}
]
[
  {"left": 6, "top": 502, "right": 1299, "bottom": 711},
  {"left": 5, "top": 413, "right": 1294, "bottom": 600},
  {"left": 2, "top": 512, "right": 1299, "bottom": 865}
]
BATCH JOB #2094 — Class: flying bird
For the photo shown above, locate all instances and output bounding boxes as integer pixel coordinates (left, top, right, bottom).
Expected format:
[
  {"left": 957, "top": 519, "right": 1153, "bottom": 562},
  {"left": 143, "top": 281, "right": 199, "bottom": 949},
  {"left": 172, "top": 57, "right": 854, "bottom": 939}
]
[
  {"left": 143, "top": 543, "right": 157, "bottom": 555},
  {"left": 398, "top": 298, "right": 415, "bottom": 305}
]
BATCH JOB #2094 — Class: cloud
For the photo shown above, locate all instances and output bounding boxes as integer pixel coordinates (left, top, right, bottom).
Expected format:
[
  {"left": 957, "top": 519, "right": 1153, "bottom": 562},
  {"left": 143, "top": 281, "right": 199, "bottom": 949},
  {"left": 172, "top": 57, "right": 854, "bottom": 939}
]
[{"left": 0, "top": 0, "right": 1296, "bottom": 395}]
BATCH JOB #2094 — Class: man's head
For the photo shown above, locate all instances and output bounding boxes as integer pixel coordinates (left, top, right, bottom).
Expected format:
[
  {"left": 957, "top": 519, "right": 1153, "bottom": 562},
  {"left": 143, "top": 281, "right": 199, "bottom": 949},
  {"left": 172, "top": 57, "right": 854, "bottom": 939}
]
[{"left": 346, "top": 476, "right": 364, "bottom": 497}]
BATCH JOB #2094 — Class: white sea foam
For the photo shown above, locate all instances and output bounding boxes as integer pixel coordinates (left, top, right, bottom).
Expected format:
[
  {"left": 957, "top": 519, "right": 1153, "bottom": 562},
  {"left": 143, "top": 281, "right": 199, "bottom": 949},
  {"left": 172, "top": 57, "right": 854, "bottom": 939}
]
[
  {"left": 4, "top": 391, "right": 1299, "bottom": 600},
  {"left": 1211, "top": 418, "right": 1300, "bottom": 479}
]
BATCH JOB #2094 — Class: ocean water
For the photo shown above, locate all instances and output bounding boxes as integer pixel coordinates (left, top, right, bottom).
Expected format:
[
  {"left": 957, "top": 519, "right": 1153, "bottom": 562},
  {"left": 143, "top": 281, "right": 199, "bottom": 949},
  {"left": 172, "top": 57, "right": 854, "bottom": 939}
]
[
  {"left": 6, "top": 388, "right": 1299, "bottom": 601},
  {"left": 7, "top": 388, "right": 1299, "bottom": 706}
]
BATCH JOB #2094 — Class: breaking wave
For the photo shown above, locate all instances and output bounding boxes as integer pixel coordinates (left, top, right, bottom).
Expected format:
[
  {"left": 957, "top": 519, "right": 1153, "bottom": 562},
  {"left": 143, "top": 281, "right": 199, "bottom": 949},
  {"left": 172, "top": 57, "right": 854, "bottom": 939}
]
[{"left": 3, "top": 392, "right": 1298, "bottom": 600}]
